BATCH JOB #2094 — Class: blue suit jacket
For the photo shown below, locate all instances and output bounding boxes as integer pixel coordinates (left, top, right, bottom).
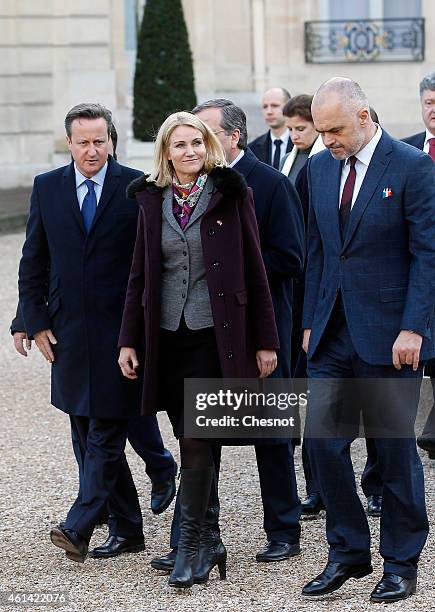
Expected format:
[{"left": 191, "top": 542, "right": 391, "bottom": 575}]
[
  {"left": 18, "top": 156, "right": 143, "bottom": 418},
  {"left": 234, "top": 148, "right": 305, "bottom": 376},
  {"left": 302, "top": 131, "right": 435, "bottom": 365}
]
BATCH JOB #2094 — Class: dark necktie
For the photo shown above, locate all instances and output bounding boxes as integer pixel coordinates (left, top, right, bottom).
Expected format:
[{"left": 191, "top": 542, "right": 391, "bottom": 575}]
[
  {"left": 82, "top": 179, "right": 97, "bottom": 232},
  {"left": 272, "top": 138, "right": 283, "bottom": 169},
  {"left": 340, "top": 156, "right": 357, "bottom": 235},
  {"left": 428, "top": 137, "right": 435, "bottom": 161}
]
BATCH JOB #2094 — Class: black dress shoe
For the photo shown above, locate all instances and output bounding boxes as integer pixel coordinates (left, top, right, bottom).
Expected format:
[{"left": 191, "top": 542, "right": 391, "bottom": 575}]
[
  {"left": 370, "top": 573, "right": 417, "bottom": 603},
  {"left": 89, "top": 535, "right": 145, "bottom": 559},
  {"left": 302, "top": 561, "right": 373, "bottom": 596},
  {"left": 50, "top": 526, "right": 88, "bottom": 563},
  {"left": 366, "top": 494, "right": 382, "bottom": 517},
  {"left": 301, "top": 493, "right": 325, "bottom": 517},
  {"left": 151, "top": 472, "right": 177, "bottom": 515},
  {"left": 256, "top": 540, "right": 301, "bottom": 562},
  {"left": 417, "top": 436, "right": 435, "bottom": 459},
  {"left": 150, "top": 548, "right": 177, "bottom": 571}
]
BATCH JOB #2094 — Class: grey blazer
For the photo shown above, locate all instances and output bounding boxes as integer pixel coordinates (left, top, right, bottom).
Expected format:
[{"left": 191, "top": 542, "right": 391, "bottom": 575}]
[{"left": 160, "top": 176, "right": 214, "bottom": 330}]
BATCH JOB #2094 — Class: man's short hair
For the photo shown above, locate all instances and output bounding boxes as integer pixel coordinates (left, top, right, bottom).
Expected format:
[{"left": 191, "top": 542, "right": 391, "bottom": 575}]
[
  {"left": 65, "top": 103, "right": 112, "bottom": 138},
  {"left": 419, "top": 72, "right": 435, "bottom": 96},
  {"left": 110, "top": 123, "right": 118, "bottom": 159},
  {"left": 192, "top": 99, "right": 248, "bottom": 149},
  {"left": 283, "top": 95, "right": 314, "bottom": 123}
]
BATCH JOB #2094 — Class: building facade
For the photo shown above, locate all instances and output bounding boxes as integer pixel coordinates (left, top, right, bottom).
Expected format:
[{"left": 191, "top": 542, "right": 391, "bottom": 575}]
[{"left": 1, "top": 0, "right": 433, "bottom": 187}]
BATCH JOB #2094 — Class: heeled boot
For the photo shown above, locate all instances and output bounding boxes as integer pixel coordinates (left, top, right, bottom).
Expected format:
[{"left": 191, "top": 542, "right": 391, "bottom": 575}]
[
  {"left": 168, "top": 467, "right": 214, "bottom": 588},
  {"left": 193, "top": 473, "right": 227, "bottom": 583}
]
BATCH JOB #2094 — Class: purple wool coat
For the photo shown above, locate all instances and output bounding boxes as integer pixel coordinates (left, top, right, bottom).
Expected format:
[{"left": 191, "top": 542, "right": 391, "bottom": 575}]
[{"left": 118, "top": 166, "right": 279, "bottom": 416}]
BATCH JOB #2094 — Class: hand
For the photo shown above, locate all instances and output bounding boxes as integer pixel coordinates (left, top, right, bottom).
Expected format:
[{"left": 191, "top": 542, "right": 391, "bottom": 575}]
[
  {"left": 119, "top": 347, "right": 139, "bottom": 379},
  {"left": 256, "top": 350, "right": 277, "bottom": 378},
  {"left": 302, "top": 329, "right": 311, "bottom": 354},
  {"left": 13, "top": 332, "right": 32, "bottom": 357},
  {"left": 392, "top": 330, "right": 423, "bottom": 371},
  {"left": 34, "top": 329, "right": 57, "bottom": 363}
]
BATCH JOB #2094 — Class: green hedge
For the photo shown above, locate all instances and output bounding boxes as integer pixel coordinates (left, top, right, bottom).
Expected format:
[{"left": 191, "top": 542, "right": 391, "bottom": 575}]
[{"left": 133, "top": 0, "right": 197, "bottom": 141}]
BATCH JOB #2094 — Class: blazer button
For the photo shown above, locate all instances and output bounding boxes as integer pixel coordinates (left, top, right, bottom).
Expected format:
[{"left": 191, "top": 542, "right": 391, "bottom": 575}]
[
  {"left": 213, "top": 261, "right": 220, "bottom": 267},
  {"left": 182, "top": 293, "right": 186, "bottom": 298},
  {"left": 183, "top": 265, "right": 187, "bottom": 270},
  {"left": 183, "top": 279, "right": 187, "bottom": 284},
  {"left": 207, "top": 228, "right": 215, "bottom": 236},
  {"left": 183, "top": 251, "right": 187, "bottom": 256},
  {"left": 217, "top": 291, "right": 224, "bottom": 298},
  {"left": 226, "top": 351, "right": 234, "bottom": 359},
  {"left": 340, "top": 255, "right": 346, "bottom": 261}
]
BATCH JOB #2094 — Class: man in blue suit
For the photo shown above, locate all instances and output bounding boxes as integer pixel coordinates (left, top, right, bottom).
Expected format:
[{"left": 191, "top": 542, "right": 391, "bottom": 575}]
[
  {"left": 17, "top": 103, "right": 176, "bottom": 563},
  {"left": 301, "top": 78, "right": 434, "bottom": 603},
  {"left": 150, "top": 99, "right": 305, "bottom": 572}
]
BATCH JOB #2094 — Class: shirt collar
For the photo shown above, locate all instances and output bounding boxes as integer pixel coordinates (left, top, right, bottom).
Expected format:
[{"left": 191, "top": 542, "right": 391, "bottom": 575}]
[
  {"left": 229, "top": 149, "right": 245, "bottom": 168},
  {"left": 345, "top": 125, "right": 383, "bottom": 168},
  {"left": 424, "top": 128, "right": 435, "bottom": 146},
  {"left": 74, "top": 160, "right": 108, "bottom": 189},
  {"left": 270, "top": 128, "right": 290, "bottom": 147}
]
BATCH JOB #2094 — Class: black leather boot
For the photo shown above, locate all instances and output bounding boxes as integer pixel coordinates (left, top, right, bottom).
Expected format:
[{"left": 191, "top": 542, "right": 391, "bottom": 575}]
[
  {"left": 168, "top": 467, "right": 214, "bottom": 588},
  {"left": 193, "top": 504, "right": 227, "bottom": 583}
]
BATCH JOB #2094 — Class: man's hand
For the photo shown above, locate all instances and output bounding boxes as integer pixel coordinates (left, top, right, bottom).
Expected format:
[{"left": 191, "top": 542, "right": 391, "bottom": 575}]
[
  {"left": 13, "top": 332, "right": 32, "bottom": 357},
  {"left": 34, "top": 329, "right": 57, "bottom": 363},
  {"left": 256, "top": 350, "right": 278, "bottom": 378},
  {"left": 392, "top": 330, "right": 423, "bottom": 371},
  {"left": 119, "top": 347, "right": 139, "bottom": 379},
  {"left": 302, "top": 329, "right": 311, "bottom": 354}
]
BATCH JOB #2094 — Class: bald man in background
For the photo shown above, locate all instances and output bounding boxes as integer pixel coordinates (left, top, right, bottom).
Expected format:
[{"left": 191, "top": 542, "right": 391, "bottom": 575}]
[{"left": 248, "top": 87, "right": 293, "bottom": 168}]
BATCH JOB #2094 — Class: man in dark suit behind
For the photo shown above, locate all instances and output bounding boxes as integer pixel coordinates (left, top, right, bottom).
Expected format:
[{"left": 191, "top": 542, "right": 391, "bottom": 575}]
[
  {"left": 17, "top": 103, "right": 152, "bottom": 563},
  {"left": 248, "top": 87, "right": 293, "bottom": 168},
  {"left": 402, "top": 71, "right": 435, "bottom": 460},
  {"left": 150, "top": 98, "right": 306, "bottom": 572},
  {"left": 301, "top": 78, "right": 434, "bottom": 603}
]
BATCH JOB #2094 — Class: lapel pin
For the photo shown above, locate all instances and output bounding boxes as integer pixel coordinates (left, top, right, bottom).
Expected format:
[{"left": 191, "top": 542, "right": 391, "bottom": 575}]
[
  {"left": 382, "top": 187, "right": 393, "bottom": 199},
  {"left": 216, "top": 220, "right": 223, "bottom": 226}
]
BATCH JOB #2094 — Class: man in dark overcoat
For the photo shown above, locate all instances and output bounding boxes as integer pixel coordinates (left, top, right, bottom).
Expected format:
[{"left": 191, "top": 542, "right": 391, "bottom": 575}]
[{"left": 17, "top": 103, "right": 169, "bottom": 562}]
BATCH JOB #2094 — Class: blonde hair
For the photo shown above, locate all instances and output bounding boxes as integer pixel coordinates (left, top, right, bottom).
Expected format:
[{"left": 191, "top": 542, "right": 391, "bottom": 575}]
[{"left": 147, "top": 111, "right": 227, "bottom": 187}]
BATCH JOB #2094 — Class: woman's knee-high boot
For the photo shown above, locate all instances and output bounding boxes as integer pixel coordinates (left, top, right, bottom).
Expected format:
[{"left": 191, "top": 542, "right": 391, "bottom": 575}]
[{"left": 168, "top": 467, "right": 214, "bottom": 588}]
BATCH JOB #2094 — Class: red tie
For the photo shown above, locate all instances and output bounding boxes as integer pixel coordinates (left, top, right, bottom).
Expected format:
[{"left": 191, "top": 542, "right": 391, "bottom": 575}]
[
  {"left": 428, "top": 138, "right": 435, "bottom": 162},
  {"left": 340, "top": 156, "right": 357, "bottom": 234}
]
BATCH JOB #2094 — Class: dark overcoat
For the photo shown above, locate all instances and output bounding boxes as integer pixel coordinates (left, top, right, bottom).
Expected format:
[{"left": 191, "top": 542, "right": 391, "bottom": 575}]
[
  {"left": 18, "top": 156, "right": 143, "bottom": 419},
  {"left": 118, "top": 166, "right": 280, "bottom": 416},
  {"left": 233, "top": 149, "right": 305, "bottom": 377},
  {"left": 248, "top": 131, "right": 293, "bottom": 165}
]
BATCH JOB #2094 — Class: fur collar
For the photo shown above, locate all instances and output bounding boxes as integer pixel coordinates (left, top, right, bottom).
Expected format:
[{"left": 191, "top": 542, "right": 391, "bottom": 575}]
[{"left": 126, "top": 166, "right": 247, "bottom": 200}]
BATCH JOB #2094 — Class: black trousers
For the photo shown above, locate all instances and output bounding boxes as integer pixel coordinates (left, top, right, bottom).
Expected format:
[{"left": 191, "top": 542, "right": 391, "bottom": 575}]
[{"left": 65, "top": 417, "right": 142, "bottom": 542}]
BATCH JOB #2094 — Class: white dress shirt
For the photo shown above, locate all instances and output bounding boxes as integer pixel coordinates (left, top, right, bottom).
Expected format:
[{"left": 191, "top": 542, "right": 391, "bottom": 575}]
[
  {"left": 229, "top": 149, "right": 245, "bottom": 168},
  {"left": 339, "top": 126, "right": 383, "bottom": 208},
  {"left": 270, "top": 129, "right": 290, "bottom": 166},
  {"left": 423, "top": 128, "right": 435, "bottom": 154},
  {"left": 75, "top": 161, "right": 108, "bottom": 210}
]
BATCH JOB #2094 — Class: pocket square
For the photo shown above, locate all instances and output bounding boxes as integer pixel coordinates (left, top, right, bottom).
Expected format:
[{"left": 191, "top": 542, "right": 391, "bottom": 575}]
[{"left": 382, "top": 187, "right": 393, "bottom": 198}]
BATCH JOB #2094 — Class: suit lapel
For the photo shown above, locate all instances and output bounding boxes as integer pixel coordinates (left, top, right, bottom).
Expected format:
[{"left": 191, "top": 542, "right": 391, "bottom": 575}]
[
  {"left": 162, "top": 186, "right": 184, "bottom": 237},
  {"left": 323, "top": 157, "right": 343, "bottom": 252},
  {"left": 343, "top": 133, "right": 392, "bottom": 250},
  {"left": 185, "top": 178, "right": 214, "bottom": 229},
  {"left": 91, "top": 157, "right": 121, "bottom": 229},
  {"left": 62, "top": 162, "right": 86, "bottom": 235}
]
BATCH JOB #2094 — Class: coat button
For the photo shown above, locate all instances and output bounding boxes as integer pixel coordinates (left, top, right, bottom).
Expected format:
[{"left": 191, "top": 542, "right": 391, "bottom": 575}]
[
  {"left": 217, "top": 291, "right": 224, "bottom": 298},
  {"left": 222, "top": 322, "right": 229, "bottom": 328},
  {"left": 213, "top": 261, "right": 220, "bottom": 267},
  {"left": 226, "top": 351, "right": 234, "bottom": 359},
  {"left": 207, "top": 228, "right": 215, "bottom": 236}
]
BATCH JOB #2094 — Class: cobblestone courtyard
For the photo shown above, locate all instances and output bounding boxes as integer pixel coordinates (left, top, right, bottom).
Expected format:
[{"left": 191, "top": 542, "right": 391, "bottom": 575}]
[{"left": 0, "top": 232, "right": 434, "bottom": 612}]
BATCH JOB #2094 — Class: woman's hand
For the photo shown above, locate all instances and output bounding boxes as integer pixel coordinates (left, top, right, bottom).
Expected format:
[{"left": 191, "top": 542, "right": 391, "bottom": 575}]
[
  {"left": 256, "top": 350, "right": 278, "bottom": 378},
  {"left": 118, "top": 347, "right": 139, "bottom": 379}
]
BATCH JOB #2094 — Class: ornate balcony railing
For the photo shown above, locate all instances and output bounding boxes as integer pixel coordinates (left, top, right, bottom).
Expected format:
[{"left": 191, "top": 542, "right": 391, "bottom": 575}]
[{"left": 305, "top": 18, "right": 424, "bottom": 63}]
